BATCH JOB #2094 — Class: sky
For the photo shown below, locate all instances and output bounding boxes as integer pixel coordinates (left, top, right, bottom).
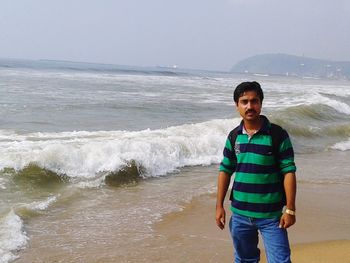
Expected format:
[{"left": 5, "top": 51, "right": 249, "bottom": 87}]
[{"left": 1, "top": 0, "right": 350, "bottom": 71}]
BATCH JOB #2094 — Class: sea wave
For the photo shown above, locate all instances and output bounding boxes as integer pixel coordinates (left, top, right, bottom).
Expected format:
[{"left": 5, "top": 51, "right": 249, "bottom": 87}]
[
  {"left": 0, "top": 60, "right": 189, "bottom": 79},
  {"left": 0, "top": 178, "right": 6, "bottom": 190},
  {"left": 315, "top": 94, "right": 350, "bottom": 115},
  {"left": 274, "top": 104, "right": 339, "bottom": 121},
  {"left": 331, "top": 138, "right": 350, "bottom": 151},
  {"left": 22, "top": 195, "right": 58, "bottom": 212},
  {"left": 265, "top": 90, "right": 350, "bottom": 115},
  {"left": 10, "top": 195, "right": 60, "bottom": 220},
  {"left": 9, "top": 164, "right": 68, "bottom": 187},
  {"left": 0, "top": 119, "right": 239, "bottom": 182},
  {"left": 1, "top": 116, "right": 349, "bottom": 185},
  {"left": 0, "top": 210, "right": 28, "bottom": 263},
  {"left": 272, "top": 121, "right": 350, "bottom": 138}
]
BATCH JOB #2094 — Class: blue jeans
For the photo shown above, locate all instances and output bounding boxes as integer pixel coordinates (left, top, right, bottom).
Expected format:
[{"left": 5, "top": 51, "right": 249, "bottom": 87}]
[{"left": 229, "top": 213, "right": 291, "bottom": 263}]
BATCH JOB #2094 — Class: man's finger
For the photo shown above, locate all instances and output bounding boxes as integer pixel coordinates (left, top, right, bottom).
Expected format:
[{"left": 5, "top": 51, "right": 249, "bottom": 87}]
[
  {"left": 216, "top": 217, "right": 225, "bottom": 229},
  {"left": 279, "top": 217, "right": 284, "bottom": 228},
  {"left": 220, "top": 217, "right": 225, "bottom": 229}
]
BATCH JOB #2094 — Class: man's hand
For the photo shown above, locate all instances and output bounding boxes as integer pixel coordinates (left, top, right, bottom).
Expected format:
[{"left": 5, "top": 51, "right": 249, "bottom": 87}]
[
  {"left": 279, "top": 213, "right": 296, "bottom": 229},
  {"left": 216, "top": 206, "right": 226, "bottom": 230},
  {"left": 281, "top": 172, "right": 297, "bottom": 229},
  {"left": 216, "top": 171, "right": 230, "bottom": 230}
]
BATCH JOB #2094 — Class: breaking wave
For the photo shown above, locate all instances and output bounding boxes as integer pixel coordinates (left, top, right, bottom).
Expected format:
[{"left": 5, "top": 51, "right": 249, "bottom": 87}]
[
  {"left": 1, "top": 109, "right": 349, "bottom": 189},
  {"left": 0, "top": 119, "right": 239, "bottom": 184}
]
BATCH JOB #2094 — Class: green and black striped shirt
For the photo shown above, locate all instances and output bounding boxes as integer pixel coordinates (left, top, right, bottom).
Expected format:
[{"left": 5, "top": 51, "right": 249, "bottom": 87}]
[{"left": 220, "top": 116, "right": 296, "bottom": 218}]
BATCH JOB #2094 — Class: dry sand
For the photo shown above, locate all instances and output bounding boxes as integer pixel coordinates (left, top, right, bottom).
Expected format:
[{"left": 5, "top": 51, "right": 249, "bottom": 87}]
[{"left": 150, "top": 183, "right": 350, "bottom": 263}]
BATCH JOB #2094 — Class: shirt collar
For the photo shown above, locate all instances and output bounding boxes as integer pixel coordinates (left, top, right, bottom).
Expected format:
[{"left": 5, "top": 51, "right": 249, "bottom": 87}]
[{"left": 238, "top": 115, "right": 271, "bottom": 135}]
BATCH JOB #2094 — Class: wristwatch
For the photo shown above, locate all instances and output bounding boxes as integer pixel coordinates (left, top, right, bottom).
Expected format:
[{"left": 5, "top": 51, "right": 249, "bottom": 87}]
[{"left": 283, "top": 206, "right": 296, "bottom": 216}]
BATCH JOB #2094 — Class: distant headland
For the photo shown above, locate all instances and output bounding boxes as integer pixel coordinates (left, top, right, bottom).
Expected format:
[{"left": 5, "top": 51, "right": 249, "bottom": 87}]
[{"left": 231, "top": 54, "right": 350, "bottom": 79}]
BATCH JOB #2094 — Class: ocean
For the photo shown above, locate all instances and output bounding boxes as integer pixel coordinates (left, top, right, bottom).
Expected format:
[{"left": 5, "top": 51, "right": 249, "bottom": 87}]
[{"left": 0, "top": 59, "right": 349, "bottom": 262}]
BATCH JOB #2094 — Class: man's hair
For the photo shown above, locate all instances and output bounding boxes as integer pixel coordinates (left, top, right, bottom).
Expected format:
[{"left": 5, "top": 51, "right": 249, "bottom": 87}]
[{"left": 233, "top": 81, "right": 264, "bottom": 104}]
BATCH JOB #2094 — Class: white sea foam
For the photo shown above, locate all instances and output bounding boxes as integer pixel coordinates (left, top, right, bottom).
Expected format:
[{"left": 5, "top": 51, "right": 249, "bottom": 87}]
[
  {"left": 0, "top": 119, "right": 240, "bottom": 181},
  {"left": 0, "top": 210, "right": 28, "bottom": 263},
  {"left": 23, "top": 196, "right": 58, "bottom": 211},
  {"left": 331, "top": 138, "right": 350, "bottom": 151},
  {"left": 0, "top": 178, "right": 6, "bottom": 190}
]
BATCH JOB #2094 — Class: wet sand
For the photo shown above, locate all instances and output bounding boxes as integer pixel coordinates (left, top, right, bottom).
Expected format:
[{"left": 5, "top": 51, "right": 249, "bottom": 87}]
[
  {"left": 14, "top": 157, "right": 350, "bottom": 262},
  {"left": 151, "top": 183, "right": 350, "bottom": 262}
]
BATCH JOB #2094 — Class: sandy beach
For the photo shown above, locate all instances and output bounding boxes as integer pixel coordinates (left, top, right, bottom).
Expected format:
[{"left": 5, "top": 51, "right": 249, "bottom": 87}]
[
  {"left": 14, "top": 163, "right": 350, "bottom": 263},
  {"left": 149, "top": 183, "right": 350, "bottom": 263},
  {"left": 12, "top": 154, "right": 350, "bottom": 263}
]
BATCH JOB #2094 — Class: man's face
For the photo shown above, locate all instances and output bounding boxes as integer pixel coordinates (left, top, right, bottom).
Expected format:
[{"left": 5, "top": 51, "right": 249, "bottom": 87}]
[{"left": 235, "top": 90, "right": 262, "bottom": 122}]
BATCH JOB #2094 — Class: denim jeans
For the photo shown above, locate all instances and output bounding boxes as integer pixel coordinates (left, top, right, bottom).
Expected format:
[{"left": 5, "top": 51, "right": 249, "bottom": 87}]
[{"left": 229, "top": 213, "right": 291, "bottom": 263}]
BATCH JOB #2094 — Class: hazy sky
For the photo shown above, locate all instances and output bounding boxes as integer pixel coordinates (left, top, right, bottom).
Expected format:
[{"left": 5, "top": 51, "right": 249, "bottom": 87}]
[{"left": 1, "top": 0, "right": 349, "bottom": 71}]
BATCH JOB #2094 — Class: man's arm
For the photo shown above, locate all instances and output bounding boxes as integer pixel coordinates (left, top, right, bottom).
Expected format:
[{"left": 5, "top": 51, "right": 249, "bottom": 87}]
[
  {"left": 279, "top": 172, "right": 297, "bottom": 228},
  {"left": 216, "top": 171, "right": 231, "bottom": 230}
]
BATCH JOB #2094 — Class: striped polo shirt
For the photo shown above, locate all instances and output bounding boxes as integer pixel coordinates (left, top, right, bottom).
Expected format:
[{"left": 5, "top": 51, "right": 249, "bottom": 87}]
[{"left": 219, "top": 115, "right": 296, "bottom": 218}]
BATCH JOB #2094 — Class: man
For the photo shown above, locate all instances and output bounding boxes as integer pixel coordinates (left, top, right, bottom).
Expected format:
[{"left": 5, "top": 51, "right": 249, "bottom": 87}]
[{"left": 216, "top": 81, "right": 297, "bottom": 263}]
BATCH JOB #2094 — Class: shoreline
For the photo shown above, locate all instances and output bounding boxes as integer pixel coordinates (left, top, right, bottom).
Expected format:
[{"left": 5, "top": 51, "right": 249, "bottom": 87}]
[{"left": 150, "top": 182, "right": 350, "bottom": 262}]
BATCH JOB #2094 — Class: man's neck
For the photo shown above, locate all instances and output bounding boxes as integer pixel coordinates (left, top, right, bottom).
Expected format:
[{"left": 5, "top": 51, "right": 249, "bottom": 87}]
[{"left": 243, "top": 116, "right": 263, "bottom": 132}]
